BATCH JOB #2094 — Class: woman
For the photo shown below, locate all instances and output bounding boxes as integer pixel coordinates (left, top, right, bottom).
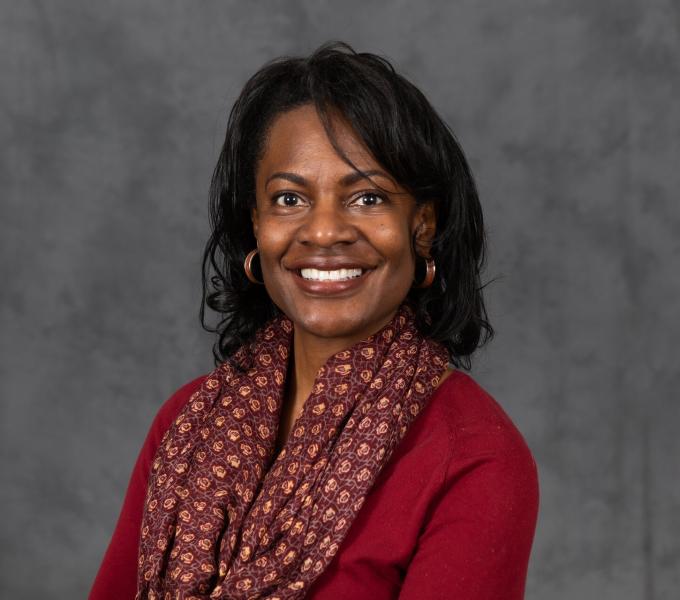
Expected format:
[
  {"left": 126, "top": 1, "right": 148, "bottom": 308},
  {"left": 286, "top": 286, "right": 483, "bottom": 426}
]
[{"left": 90, "top": 41, "right": 539, "bottom": 599}]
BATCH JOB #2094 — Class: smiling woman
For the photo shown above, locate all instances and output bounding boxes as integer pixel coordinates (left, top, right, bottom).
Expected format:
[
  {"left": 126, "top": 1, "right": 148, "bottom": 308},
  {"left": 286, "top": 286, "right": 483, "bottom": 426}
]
[
  {"left": 254, "top": 106, "right": 435, "bottom": 357},
  {"left": 252, "top": 104, "right": 439, "bottom": 453},
  {"left": 90, "top": 41, "right": 539, "bottom": 600}
]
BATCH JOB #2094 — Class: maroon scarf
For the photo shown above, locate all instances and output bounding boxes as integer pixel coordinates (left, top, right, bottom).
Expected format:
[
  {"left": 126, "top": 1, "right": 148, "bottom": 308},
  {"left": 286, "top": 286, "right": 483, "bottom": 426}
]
[{"left": 136, "top": 301, "right": 449, "bottom": 599}]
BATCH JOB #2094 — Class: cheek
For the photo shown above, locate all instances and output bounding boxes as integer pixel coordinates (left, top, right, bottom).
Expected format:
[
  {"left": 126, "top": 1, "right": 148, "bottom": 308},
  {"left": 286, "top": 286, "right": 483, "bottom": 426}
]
[
  {"left": 256, "top": 220, "right": 290, "bottom": 265},
  {"left": 374, "top": 222, "right": 415, "bottom": 271},
  {"left": 255, "top": 226, "right": 289, "bottom": 306},
  {"left": 254, "top": 222, "right": 298, "bottom": 309}
]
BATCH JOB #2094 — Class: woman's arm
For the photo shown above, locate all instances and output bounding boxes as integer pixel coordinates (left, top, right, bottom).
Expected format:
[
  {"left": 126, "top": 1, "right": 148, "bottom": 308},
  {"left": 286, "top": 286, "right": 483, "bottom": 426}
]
[
  {"left": 398, "top": 422, "right": 540, "bottom": 600},
  {"left": 88, "top": 375, "right": 206, "bottom": 600}
]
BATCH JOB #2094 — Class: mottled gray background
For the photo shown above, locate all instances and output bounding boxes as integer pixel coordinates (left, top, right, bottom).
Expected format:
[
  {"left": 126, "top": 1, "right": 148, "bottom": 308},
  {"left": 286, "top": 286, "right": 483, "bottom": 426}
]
[{"left": 1, "top": 0, "right": 678, "bottom": 598}]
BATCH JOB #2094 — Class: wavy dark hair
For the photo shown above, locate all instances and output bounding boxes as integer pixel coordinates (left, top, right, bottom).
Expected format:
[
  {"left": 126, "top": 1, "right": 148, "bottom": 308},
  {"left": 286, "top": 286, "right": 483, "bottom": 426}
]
[{"left": 200, "top": 41, "right": 493, "bottom": 370}]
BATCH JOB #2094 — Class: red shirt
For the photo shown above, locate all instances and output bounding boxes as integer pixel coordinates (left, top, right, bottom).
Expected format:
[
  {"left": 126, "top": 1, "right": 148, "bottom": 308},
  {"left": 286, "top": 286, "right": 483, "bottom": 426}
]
[{"left": 89, "top": 370, "right": 539, "bottom": 599}]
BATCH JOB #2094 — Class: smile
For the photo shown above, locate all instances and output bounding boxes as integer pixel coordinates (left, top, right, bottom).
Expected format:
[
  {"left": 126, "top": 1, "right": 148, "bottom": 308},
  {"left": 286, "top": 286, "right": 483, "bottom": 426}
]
[{"left": 300, "top": 268, "right": 363, "bottom": 281}]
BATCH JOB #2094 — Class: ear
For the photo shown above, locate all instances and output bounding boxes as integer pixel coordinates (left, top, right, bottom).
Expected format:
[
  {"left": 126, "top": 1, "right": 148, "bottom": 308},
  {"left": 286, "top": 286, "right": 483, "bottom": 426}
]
[
  {"left": 412, "top": 201, "right": 437, "bottom": 257},
  {"left": 250, "top": 205, "right": 259, "bottom": 239}
]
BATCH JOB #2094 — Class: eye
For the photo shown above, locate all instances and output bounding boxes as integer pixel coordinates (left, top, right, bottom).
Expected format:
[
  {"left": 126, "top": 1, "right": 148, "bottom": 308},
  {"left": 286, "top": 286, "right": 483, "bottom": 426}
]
[
  {"left": 351, "top": 193, "right": 385, "bottom": 207},
  {"left": 274, "top": 192, "right": 303, "bottom": 207}
]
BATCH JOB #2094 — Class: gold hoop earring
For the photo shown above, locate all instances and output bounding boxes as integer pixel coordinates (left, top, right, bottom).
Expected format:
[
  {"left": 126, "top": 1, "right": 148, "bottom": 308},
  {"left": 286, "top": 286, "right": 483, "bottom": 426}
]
[
  {"left": 244, "top": 249, "right": 264, "bottom": 284},
  {"left": 414, "top": 256, "right": 436, "bottom": 288}
]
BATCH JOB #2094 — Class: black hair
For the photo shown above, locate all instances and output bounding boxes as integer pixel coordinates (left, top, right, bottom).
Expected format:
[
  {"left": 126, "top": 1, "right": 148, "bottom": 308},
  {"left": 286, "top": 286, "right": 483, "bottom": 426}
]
[{"left": 200, "top": 41, "right": 493, "bottom": 370}]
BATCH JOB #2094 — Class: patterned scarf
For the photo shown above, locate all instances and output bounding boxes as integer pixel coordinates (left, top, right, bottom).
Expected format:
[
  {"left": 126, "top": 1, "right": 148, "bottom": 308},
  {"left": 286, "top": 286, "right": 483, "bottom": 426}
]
[{"left": 136, "top": 301, "right": 449, "bottom": 599}]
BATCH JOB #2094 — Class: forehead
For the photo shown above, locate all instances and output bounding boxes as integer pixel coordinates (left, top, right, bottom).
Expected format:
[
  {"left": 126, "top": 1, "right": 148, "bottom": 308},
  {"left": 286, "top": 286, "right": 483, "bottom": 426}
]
[{"left": 257, "top": 104, "right": 380, "bottom": 175}]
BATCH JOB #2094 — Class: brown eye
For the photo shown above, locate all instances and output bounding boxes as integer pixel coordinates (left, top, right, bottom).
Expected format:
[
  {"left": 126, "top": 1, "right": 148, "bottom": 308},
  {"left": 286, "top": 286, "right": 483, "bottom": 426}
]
[
  {"left": 274, "top": 193, "right": 302, "bottom": 207},
  {"left": 352, "top": 193, "right": 385, "bottom": 207}
]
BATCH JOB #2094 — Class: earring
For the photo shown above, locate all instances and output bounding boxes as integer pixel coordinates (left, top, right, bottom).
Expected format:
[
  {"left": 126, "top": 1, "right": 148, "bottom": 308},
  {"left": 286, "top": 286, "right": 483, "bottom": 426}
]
[
  {"left": 414, "top": 255, "right": 436, "bottom": 288},
  {"left": 244, "top": 249, "right": 264, "bottom": 284}
]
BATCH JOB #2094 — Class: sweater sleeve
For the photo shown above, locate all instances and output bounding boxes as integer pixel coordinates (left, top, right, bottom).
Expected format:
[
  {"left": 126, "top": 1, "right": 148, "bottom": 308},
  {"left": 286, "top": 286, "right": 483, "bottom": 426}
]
[
  {"left": 398, "top": 418, "right": 540, "bottom": 600},
  {"left": 88, "top": 375, "right": 207, "bottom": 600}
]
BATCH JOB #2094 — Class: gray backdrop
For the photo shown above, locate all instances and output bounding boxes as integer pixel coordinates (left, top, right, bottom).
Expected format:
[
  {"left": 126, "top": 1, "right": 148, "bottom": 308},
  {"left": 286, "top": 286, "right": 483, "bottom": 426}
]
[{"left": 1, "top": 1, "right": 678, "bottom": 598}]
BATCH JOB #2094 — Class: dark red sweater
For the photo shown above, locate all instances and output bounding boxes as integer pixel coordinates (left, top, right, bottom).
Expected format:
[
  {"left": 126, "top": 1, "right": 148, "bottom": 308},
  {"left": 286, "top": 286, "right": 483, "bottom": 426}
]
[{"left": 89, "top": 370, "right": 539, "bottom": 599}]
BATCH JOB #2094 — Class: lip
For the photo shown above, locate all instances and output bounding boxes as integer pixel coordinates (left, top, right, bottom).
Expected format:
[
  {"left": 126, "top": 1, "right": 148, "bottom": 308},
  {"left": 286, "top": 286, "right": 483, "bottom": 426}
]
[
  {"left": 285, "top": 258, "right": 376, "bottom": 271},
  {"left": 284, "top": 258, "right": 376, "bottom": 296},
  {"left": 290, "top": 267, "right": 372, "bottom": 295}
]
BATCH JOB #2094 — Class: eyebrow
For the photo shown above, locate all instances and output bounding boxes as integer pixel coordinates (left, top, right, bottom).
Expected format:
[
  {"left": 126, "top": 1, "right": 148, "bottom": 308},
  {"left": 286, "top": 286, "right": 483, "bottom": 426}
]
[{"left": 265, "top": 169, "right": 396, "bottom": 189}]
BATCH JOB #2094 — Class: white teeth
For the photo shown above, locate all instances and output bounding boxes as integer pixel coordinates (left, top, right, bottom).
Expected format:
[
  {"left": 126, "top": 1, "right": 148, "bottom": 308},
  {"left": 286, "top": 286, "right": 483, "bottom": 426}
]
[{"left": 300, "top": 268, "right": 363, "bottom": 281}]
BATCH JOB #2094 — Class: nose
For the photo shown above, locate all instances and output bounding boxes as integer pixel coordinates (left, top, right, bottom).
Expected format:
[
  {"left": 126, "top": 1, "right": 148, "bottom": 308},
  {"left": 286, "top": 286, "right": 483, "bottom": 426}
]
[{"left": 296, "top": 198, "right": 358, "bottom": 248}]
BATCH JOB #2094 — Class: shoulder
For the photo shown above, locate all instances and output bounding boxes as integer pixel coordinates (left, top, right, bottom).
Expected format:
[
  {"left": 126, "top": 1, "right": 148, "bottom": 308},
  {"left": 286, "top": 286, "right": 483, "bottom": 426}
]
[
  {"left": 432, "top": 370, "right": 536, "bottom": 456},
  {"left": 397, "top": 371, "right": 540, "bottom": 598},
  {"left": 146, "top": 373, "right": 210, "bottom": 446},
  {"left": 425, "top": 370, "right": 539, "bottom": 500}
]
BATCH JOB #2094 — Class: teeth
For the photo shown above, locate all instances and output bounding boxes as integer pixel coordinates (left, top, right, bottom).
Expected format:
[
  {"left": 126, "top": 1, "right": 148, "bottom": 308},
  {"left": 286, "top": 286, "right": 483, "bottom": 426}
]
[{"left": 300, "top": 268, "right": 363, "bottom": 281}]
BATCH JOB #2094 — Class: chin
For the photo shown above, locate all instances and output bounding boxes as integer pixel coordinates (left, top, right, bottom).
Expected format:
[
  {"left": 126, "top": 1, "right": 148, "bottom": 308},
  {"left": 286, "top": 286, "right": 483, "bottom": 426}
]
[
  {"left": 288, "top": 298, "right": 403, "bottom": 344},
  {"left": 295, "top": 312, "right": 368, "bottom": 340}
]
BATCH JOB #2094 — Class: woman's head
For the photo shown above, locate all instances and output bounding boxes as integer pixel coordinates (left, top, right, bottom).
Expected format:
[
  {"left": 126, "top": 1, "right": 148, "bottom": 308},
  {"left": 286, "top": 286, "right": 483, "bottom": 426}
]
[{"left": 201, "top": 41, "right": 493, "bottom": 369}]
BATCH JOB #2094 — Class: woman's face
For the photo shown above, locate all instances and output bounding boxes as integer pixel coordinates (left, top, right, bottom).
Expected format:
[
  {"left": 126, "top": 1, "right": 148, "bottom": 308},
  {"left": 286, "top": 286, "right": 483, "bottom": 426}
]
[{"left": 252, "top": 104, "right": 435, "bottom": 346}]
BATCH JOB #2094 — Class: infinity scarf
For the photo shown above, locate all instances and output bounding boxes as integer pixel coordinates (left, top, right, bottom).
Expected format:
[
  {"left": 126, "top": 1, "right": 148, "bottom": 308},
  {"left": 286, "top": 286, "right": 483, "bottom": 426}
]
[{"left": 136, "top": 301, "right": 449, "bottom": 599}]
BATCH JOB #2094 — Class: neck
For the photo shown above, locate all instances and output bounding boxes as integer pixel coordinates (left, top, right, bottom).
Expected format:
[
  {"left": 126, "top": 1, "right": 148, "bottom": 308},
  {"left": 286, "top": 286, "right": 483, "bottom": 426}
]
[
  {"left": 287, "top": 329, "right": 352, "bottom": 407},
  {"left": 287, "top": 309, "right": 400, "bottom": 407}
]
